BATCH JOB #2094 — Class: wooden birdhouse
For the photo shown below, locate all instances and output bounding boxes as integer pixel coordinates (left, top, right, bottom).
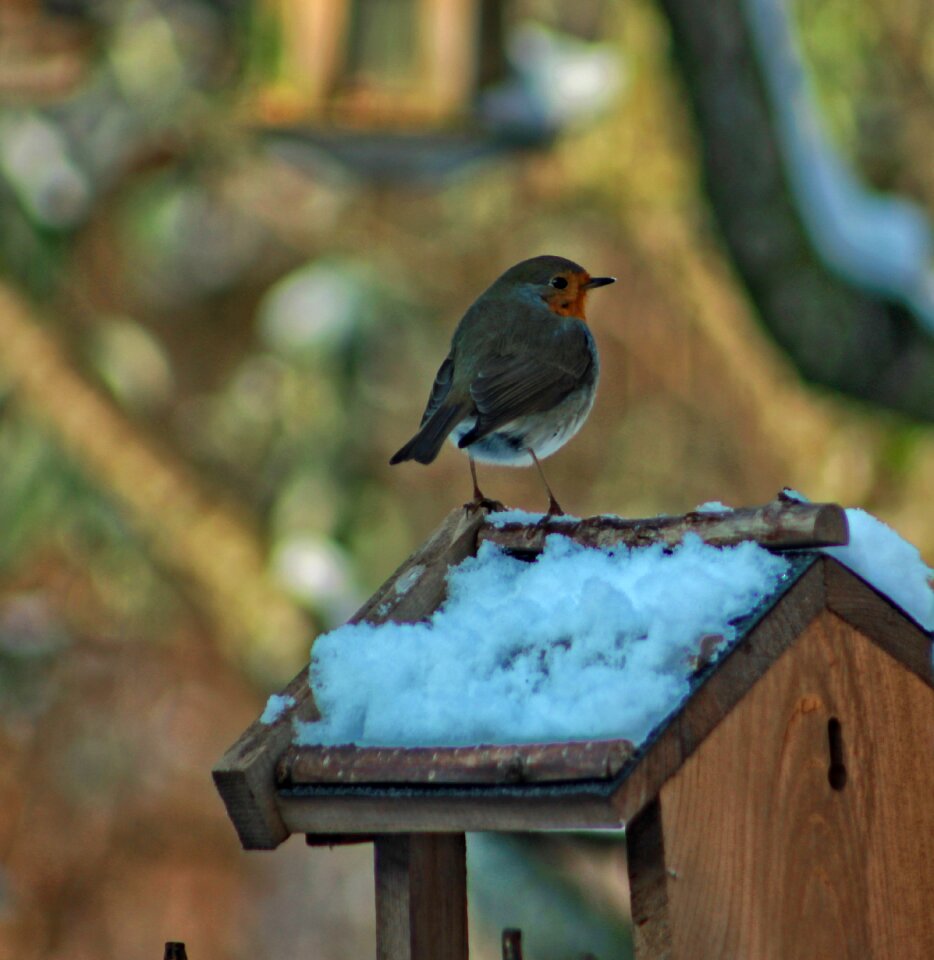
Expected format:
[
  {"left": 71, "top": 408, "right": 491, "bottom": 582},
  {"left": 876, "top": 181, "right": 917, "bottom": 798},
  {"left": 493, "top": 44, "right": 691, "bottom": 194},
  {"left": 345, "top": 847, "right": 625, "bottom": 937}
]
[{"left": 214, "top": 499, "right": 934, "bottom": 960}]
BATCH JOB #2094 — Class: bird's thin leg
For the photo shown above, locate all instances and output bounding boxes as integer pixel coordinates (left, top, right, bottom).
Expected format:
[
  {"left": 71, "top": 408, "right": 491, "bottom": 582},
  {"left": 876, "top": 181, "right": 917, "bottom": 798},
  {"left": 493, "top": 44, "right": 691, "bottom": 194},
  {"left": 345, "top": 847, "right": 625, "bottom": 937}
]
[
  {"left": 465, "top": 455, "right": 505, "bottom": 513},
  {"left": 529, "top": 450, "right": 564, "bottom": 516},
  {"left": 469, "top": 455, "right": 484, "bottom": 502}
]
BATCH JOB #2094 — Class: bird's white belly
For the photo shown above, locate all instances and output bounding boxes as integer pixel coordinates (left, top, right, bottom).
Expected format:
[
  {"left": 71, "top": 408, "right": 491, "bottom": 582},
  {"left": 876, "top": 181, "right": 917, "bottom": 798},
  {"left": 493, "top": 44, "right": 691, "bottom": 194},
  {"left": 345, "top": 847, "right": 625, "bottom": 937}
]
[{"left": 449, "top": 393, "right": 594, "bottom": 466}]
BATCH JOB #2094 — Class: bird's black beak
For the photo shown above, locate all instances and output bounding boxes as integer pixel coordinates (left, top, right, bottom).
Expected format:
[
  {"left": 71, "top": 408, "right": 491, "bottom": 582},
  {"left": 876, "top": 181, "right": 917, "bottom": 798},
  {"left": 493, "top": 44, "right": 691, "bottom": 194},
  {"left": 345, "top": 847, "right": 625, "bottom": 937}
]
[{"left": 583, "top": 276, "right": 615, "bottom": 289}]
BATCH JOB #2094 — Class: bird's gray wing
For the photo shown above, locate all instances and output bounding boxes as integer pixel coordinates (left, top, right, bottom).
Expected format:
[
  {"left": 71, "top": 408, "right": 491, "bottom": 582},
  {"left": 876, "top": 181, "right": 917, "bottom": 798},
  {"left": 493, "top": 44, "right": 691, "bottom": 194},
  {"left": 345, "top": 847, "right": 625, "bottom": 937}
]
[
  {"left": 389, "top": 352, "right": 471, "bottom": 465},
  {"left": 467, "top": 321, "right": 595, "bottom": 439}
]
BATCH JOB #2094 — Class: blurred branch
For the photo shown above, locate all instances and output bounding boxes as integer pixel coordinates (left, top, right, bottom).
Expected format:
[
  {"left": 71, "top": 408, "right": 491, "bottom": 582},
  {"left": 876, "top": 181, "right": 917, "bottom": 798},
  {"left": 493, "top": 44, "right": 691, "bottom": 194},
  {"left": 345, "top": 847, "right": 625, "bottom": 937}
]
[
  {"left": 0, "top": 282, "right": 311, "bottom": 680},
  {"left": 656, "top": 0, "right": 934, "bottom": 421}
]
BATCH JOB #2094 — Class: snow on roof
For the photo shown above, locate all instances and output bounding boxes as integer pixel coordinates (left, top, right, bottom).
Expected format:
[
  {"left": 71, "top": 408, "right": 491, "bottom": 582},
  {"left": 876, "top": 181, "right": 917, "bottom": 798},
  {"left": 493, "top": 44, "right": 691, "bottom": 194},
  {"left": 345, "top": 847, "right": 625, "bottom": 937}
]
[
  {"left": 259, "top": 693, "right": 295, "bottom": 725},
  {"left": 824, "top": 508, "right": 933, "bottom": 631},
  {"left": 287, "top": 507, "right": 932, "bottom": 750},
  {"left": 294, "top": 535, "right": 789, "bottom": 748}
]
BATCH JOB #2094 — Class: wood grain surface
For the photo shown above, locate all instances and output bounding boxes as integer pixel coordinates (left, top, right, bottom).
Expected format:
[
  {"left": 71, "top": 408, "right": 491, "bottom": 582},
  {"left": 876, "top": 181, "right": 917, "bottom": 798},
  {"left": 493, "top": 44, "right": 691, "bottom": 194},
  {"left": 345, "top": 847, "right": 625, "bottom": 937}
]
[
  {"left": 375, "top": 833, "right": 468, "bottom": 960},
  {"left": 644, "top": 609, "right": 934, "bottom": 960}
]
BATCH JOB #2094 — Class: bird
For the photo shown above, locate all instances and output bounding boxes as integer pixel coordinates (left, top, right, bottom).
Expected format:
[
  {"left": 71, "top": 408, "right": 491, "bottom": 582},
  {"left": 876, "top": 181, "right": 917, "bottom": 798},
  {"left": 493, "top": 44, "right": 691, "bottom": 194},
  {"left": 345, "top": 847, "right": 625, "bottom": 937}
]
[{"left": 389, "top": 255, "right": 615, "bottom": 515}]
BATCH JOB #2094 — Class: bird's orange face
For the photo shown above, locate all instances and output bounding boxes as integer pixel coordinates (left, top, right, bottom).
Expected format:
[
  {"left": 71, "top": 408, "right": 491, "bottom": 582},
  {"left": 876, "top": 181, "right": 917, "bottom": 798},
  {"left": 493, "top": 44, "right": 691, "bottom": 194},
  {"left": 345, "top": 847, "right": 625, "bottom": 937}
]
[{"left": 540, "top": 270, "right": 615, "bottom": 319}]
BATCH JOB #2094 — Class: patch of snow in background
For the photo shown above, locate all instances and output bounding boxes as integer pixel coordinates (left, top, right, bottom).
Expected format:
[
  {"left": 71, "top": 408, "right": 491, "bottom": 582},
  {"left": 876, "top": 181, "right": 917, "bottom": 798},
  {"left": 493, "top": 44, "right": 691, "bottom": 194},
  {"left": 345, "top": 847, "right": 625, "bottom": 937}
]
[
  {"left": 296, "top": 535, "right": 790, "bottom": 748},
  {"left": 743, "top": 0, "right": 934, "bottom": 330}
]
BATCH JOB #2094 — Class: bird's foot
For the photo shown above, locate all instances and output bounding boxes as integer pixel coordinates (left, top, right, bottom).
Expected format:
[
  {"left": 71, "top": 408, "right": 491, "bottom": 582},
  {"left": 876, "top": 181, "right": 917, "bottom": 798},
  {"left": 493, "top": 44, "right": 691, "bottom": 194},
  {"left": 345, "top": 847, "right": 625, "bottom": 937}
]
[
  {"left": 545, "top": 496, "right": 565, "bottom": 517},
  {"left": 464, "top": 496, "right": 507, "bottom": 514}
]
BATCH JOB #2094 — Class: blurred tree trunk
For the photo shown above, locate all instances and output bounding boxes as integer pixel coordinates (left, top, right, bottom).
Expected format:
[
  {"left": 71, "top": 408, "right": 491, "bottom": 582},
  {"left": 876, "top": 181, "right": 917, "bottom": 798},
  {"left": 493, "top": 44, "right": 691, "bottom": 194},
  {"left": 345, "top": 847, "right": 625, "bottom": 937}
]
[
  {"left": 655, "top": 0, "right": 934, "bottom": 421},
  {"left": 0, "top": 282, "right": 310, "bottom": 679}
]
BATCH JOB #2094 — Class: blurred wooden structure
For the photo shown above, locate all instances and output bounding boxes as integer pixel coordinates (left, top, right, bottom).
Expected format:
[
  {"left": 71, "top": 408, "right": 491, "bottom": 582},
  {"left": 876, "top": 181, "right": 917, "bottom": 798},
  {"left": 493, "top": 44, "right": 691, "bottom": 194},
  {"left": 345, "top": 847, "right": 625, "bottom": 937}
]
[
  {"left": 256, "top": 0, "right": 506, "bottom": 126},
  {"left": 0, "top": 0, "right": 95, "bottom": 101},
  {"left": 214, "top": 499, "right": 934, "bottom": 959}
]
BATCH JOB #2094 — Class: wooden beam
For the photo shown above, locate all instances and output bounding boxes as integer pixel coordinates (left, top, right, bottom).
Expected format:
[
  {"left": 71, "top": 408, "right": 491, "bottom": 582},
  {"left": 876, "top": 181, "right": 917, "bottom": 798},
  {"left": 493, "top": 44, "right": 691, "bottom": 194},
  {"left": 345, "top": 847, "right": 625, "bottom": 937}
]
[
  {"left": 279, "top": 790, "right": 624, "bottom": 835},
  {"left": 278, "top": 739, "right": 634, "bottom": 787},
  {"left": 375, "top": 833, "right": 468, "bottom": 960},
  {"left": 212, "top": 666, "right": 317, "bottom": 849},
  {"left": 627, "top": 800, "right": 672, "bottom": 960},
  {"left": 351, "top": 505, "right": 490, "bottom": 626},
  {"left": 501, "top": 929, "right": 524, "bottom": 960},
  {"left": 479, "top": 500, "right": 848, "bottom": 555}
]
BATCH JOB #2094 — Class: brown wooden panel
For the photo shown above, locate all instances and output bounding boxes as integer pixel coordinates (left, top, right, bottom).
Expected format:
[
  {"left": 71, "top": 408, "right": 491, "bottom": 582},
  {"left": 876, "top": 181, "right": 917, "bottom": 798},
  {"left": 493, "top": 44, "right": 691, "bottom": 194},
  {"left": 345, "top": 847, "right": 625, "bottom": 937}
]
[
  {"left": 375, "top": 834, "right": 468, "bottom": 960},
  {"left": 655, "top": 610, "right": 934, "bottom": 960}
]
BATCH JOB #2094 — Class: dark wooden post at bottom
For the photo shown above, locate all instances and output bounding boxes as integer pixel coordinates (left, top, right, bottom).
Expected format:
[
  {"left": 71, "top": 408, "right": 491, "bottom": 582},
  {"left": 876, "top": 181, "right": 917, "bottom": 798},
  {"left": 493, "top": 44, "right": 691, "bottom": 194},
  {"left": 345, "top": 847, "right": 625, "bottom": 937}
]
[{"left": 375, "top": 833, "right": 469, "bottom": 960}]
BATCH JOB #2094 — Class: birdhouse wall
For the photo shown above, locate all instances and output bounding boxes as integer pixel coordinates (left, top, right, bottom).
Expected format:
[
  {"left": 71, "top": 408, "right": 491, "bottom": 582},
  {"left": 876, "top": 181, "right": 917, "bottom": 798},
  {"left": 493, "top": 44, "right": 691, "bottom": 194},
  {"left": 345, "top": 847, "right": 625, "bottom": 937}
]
[{"left": 628, "top": 608, "right": 934, "bottom": 960}]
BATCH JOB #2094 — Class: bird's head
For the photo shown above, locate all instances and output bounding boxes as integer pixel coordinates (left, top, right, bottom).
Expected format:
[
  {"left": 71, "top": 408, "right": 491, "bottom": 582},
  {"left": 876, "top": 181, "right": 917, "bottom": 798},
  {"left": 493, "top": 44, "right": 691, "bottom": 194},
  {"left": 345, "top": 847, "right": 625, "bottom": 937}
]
[{"left": 493, "top": 255, "right": 615, "bottom": 319}]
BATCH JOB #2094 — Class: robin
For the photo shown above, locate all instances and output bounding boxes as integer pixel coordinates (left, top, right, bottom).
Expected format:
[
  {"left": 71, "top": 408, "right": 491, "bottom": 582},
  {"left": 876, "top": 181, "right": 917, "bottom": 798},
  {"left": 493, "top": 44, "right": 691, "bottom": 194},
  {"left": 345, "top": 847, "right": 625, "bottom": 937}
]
[{"left": 390, "top": 255, "right": 615, "bottom": 514}]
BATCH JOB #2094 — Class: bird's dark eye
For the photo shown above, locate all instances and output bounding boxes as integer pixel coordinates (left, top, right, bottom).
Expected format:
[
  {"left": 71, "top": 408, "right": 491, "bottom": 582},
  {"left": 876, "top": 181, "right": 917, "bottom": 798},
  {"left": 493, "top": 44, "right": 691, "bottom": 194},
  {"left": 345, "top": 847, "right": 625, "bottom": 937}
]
[{"left": 550, "top": 276, "right": 569, "bottom": 289}]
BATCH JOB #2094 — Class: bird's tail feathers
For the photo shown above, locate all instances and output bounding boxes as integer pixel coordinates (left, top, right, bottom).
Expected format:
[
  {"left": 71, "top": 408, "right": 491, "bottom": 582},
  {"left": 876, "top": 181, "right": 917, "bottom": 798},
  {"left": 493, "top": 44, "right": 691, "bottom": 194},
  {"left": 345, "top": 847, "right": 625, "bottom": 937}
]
[{"left": 389, "top": 403, "right": 466, "bottom": 465}]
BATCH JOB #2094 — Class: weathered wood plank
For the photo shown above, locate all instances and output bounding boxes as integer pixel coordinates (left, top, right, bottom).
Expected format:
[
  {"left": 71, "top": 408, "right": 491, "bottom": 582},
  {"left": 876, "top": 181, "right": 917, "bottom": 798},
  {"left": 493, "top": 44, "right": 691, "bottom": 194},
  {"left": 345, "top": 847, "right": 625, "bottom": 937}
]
[
  {"left": 352, "top": 506, "right": 489, "bottom": 626},
  {"left": 479, "top": 500, "right": 848, "bottom": 555},
  {"left": 656, "top": 609, "right": 934, "bottom": 960},
  {"left": 278, "top": 739, "right": 634, "bottom": 787},
  {"left": 278, "top": 791, "right": 624, "bottom": 834},
  {"left": 212, "top": 666, "right": 317, "bottom": 849},
  {"left": 375, "top": 834, "right": 468, "bottom": 960}
]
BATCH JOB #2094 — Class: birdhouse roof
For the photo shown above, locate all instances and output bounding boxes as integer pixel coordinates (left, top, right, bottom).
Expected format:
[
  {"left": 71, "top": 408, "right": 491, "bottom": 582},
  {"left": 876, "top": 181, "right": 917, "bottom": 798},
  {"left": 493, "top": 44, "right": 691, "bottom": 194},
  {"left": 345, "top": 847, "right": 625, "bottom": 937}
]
[{"left": 214, "top": 501, "right": 933, "bottom": 849}]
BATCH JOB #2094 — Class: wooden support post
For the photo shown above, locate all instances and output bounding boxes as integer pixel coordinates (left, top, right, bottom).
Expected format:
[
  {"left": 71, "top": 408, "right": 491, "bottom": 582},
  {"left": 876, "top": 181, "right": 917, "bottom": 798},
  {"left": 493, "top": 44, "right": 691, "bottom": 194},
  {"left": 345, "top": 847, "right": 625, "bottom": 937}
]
[
  {"left": 627, "top": 800, "right": 672, "bottom": 960},
  {"left": 374, "top": 833, "right": 469, "bottom": 960},
  {"left": 501, "top": 928, "right": 523, "bottom": 960}
]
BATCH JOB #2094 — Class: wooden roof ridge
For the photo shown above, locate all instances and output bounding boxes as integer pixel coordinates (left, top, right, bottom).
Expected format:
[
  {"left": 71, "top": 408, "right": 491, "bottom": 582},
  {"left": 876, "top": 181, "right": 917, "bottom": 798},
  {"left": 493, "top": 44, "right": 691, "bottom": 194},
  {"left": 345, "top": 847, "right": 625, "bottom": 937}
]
[
  {"left": 479, "top": 497, "right": 849, "bottom": 554},
  {"left": 345, "top": 497, "right": 850, "bottom": 638},
  {"left": 213, "top": 497, "right": 934, "bottom": 848}
]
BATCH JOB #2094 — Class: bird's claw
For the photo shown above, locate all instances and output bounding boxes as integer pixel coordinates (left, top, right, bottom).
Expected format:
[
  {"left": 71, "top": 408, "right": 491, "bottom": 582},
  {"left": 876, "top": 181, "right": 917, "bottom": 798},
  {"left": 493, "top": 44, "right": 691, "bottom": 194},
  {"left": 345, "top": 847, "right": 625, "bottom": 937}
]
[
  {"left": 464, "top": 497, "right": 507, "bottom": 514},
  {"left": 545, "top": 498, "right": 565, "bottom": 517}
]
